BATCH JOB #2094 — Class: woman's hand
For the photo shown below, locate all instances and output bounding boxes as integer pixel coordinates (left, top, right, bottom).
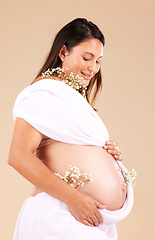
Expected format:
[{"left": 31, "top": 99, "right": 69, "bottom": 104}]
[
  {"left": 103, "top": 140, "right": 122, "bottom": 161},
  {"left": 8, "top": 118, "right": 104, "bottom": 228},
  {"left": 67, "top": 191, "right": 105, "bottom": 227}
]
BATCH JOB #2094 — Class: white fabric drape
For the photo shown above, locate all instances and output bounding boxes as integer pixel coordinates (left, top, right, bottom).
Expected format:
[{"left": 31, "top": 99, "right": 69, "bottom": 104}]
[
  {"left": 12, "top": 79, "right": 134, "bottom": 240},
  {"left": 13, "top": 79, "right": 109, "bottom": 146}
]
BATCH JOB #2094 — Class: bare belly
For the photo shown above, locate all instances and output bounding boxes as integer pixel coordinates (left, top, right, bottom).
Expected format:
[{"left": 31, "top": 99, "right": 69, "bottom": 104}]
[{"left": 32, "top": 141, "right": 127, "bottom": 211}]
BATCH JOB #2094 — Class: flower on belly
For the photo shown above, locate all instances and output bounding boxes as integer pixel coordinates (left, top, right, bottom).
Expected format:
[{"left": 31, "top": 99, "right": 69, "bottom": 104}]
[
  {"left": 119, "top": 168, "right": 137, "bottom": 187},
  {"left": 54, "top": 166, "right": 93, "bottom": 188}
]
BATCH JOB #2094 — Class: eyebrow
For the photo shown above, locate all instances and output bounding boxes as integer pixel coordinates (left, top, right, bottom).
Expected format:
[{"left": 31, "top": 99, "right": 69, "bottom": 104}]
[{"left": 83, "top": 52, "right": 103, "bottom": 59}]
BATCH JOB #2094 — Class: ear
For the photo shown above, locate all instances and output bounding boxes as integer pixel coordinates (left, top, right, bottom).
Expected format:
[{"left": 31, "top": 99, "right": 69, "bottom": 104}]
[{"left": 59, "top": 45, "right": 68, "bottom": 61}]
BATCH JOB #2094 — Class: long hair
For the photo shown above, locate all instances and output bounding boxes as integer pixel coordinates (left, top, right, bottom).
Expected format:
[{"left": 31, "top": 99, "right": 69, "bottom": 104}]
[{"left": 31, "top": 18, "right": 105, "bottom": 108}]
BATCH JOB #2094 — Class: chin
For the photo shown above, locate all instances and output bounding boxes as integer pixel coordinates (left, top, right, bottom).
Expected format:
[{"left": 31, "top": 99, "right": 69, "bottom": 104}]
[{"left": 82, "top": 81, "right": 90, "bottom": 88}]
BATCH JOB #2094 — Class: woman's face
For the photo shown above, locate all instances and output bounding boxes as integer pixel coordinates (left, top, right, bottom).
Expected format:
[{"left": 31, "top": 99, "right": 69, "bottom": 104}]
[{"left": 59, "top": 38, "right": 103, "bottom": 87}]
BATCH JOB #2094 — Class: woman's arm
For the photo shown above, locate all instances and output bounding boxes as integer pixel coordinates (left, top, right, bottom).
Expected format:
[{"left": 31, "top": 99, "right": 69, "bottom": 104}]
[{"left": 8, "top": 117, "right": 105, "bottom": 227}]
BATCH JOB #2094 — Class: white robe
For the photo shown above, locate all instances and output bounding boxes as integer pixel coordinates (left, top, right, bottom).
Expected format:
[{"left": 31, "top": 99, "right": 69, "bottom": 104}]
[{"left": 12, "top": 79, "right": 134, "bottom": 240}]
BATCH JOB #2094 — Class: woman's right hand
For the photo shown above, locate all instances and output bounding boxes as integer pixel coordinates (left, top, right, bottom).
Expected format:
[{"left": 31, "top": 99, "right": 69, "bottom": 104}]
[
  {"left": 8, "top": 118, "right": 105, "bottom": 228},
  {"left": 67, "top": 191, "right": 105, "bottom": 227}
]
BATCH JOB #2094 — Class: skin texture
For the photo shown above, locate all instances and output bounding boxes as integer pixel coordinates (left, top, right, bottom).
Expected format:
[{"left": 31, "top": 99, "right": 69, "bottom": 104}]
[
  {"left": 8, "top": 38, "right": 124, "bottom": 228},
  {"left": 33, "top": 140, "right": 126, "bottom": 210}
]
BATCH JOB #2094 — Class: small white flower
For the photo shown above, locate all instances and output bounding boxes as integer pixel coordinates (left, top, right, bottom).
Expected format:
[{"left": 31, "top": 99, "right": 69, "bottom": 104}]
[{"left": 70, "top": 184, "right": 75, "bottom": 187}]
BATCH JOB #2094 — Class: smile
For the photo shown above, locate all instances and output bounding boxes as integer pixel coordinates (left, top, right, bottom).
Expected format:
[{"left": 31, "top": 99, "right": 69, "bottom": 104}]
[{"left": 81, "top": 72, "right": 91, "bottom": 80}]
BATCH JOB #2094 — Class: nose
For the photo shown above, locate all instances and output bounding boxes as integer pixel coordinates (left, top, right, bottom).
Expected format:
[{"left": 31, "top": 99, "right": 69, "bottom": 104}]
[{"left": 88, "top": 61, "right": 98, "bottom": 73}]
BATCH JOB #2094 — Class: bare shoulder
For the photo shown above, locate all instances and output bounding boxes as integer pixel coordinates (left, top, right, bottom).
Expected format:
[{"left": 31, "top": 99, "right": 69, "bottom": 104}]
[{"left": 32, "top": 76, "right": 44, "bottom": 84}]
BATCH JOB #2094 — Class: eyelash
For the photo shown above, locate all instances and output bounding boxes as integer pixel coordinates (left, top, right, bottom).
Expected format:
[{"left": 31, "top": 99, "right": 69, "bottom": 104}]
[
  {"left": 83, "top": 57, "right": 100, "bottom": 64},
  {"left": 83, "top": 57, "right": 90, "bottom": 61}
]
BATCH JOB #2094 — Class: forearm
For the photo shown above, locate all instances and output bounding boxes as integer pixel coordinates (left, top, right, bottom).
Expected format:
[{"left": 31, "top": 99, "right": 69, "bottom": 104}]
[
  {"left": 8, "top": 149, "right": 105, "bottom": 227},
  {"left": 8, "top": 150, "right": 77, "bottom": 205}
]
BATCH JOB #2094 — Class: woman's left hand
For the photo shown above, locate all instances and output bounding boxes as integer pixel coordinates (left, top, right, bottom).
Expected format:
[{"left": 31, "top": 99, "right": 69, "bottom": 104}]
[{"left": 103, "top": 140, "right": 122, "bottom": 161}]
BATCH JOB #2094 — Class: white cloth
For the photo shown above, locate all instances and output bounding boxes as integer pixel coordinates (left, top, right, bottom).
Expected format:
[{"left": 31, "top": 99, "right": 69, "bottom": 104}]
[
  {"left": 12, "top": 79, "right": 134, "bottom": 240},
  {"left": 13, "top": 79, "right": 109, "bottom": 146}
]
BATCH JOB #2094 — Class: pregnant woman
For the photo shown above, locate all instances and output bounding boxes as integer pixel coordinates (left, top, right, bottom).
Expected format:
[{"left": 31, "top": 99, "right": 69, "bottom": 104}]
[{"left": 8, "top": 18, "right": 136, "bottom": 240}]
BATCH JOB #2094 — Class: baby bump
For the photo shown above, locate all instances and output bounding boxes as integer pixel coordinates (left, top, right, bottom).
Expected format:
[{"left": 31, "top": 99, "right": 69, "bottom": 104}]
[
  {"left": 35, "top": 142, "right": 127, "bottom": 211},
  {"left": 76, "top": 154, "right": 127, "bottom": 210}
]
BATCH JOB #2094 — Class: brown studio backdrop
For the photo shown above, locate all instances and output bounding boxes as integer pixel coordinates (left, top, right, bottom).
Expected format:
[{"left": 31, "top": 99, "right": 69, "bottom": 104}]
[{"left": 0, "top": 0, "right": 155, "bottom": 239}]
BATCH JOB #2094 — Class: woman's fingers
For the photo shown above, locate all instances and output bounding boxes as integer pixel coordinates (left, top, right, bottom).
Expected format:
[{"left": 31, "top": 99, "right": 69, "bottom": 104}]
[
  {"left": 104, "top": 143, "right": 118, "bottom": 150},
  {"left": 103, "top": 145, "right": 121, "bottom": 155},
  {"left": 94, "top": 211, "right": 103, "bottom": 226},
  {"left": 103, "top": 140, "right": 122, "bottom": 161},
  {"left": 85, "top": 211, "right": 102, "bottom": 227},
  {"left": 107, "top": 148, "right": 122, "bottom": 157},
  {"left": 81, "top": 212, "right": 101, "bottom": 227},
  {"left": 89, "top": 214, "right": 100, "bottom": 227},
  {"left": 107, "top": 149, "right": 122, "bottom": 161},
  {"left": 76, "top": 210, "right": 102, "bottom": 227},
  {"left": 95, "top": 199, "right": 105, "bottom": 210},
  {"left": 94, "top": 200, "right": 105, "bottom": 225},
  {"left": 83, "top": 217, "right": 99, "bottom": 227},
  {"left": 113, "top": 154, "right": 122, "bottom": 161},
  {"left": 68, "top": 192, "right": 105, "bottom": 227},
  {"left": 83, "top": 219, "right": 94, "bottom": 227},
  {"left": 105, "top": 140, "right": 117, "bottom": 146}
]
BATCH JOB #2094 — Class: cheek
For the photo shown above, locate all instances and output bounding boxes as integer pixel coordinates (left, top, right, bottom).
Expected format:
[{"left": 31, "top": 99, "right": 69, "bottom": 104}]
[
  {"left": 66, "top": 56, "right": 78, "bottom": 68},
  {"left": 80, "top": 60, "right": 87, "bottom": 68},
  {"left": 70, "top": 57, "right": 85, "bottom": 71},
  {"left": 76, "top": 58, "right": 89, "bottom": 70},
  {"left": 63, "top": 55, "right": 86, "bottom": 73},
  {"left": 73, "top": 55, "right": 83, "bottom": 66},
  {"left": 95, "top": 63, "right": 101, "bottom": 73}
]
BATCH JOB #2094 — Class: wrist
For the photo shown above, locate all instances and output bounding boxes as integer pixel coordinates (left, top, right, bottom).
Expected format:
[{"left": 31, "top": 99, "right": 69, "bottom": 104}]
[{"left": 64, "top": 186, "right": 79, "bottom": 206}]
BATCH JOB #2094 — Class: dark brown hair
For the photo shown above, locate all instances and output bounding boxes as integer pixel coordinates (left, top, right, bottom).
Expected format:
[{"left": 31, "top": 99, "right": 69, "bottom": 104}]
[{"left": 31, "top": 18, "right": 105, "bottom": 108}]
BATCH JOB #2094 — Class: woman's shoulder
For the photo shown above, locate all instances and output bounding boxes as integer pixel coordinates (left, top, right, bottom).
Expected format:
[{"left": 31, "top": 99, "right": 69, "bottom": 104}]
[
  {"left": 31, "top": 76, "right": 45, "bottom": 84},
  {"left": 33, "top": 76, "right": 43, "bottom": 83}
]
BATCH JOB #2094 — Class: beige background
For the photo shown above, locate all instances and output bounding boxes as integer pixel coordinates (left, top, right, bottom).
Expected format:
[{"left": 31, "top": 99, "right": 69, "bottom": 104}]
[{"left": 1, "top": 0, "right": 155, "bottom": 239}]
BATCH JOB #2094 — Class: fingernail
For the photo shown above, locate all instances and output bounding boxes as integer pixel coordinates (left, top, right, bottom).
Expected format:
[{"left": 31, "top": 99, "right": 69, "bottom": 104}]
[
  {"left": 108, "top": 149, "right": 111, "bottom": 153},
  {"left": 101, "top": 205, "right": 105, "bottom": 209}
]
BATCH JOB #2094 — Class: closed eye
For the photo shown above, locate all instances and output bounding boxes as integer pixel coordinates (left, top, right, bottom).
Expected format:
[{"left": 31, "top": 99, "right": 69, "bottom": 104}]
[
  {"left": 83, "top": 57, "right": 101, "bottom": 64},
  {"left": 83, "top": 57, "right": 90, "bottom": 61}
]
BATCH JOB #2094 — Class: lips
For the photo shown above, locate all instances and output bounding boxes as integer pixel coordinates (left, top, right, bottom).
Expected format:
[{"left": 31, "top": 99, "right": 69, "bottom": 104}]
[{"left": 81, "top": 72, "right": 91, "bottom": 80}]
